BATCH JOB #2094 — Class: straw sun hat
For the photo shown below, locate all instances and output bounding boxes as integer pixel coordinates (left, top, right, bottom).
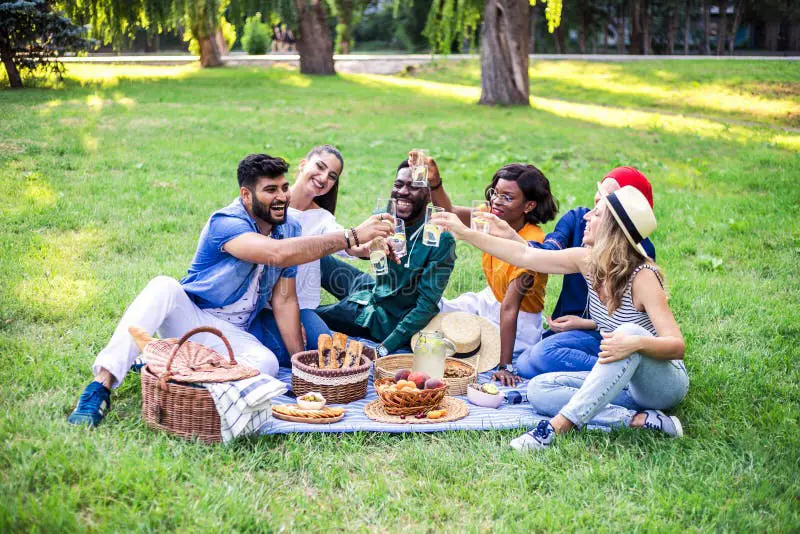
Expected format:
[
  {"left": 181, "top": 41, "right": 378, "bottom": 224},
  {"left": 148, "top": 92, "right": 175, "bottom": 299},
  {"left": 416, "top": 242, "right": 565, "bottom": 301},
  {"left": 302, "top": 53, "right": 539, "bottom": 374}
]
[
  {"left": 598, "top": 184, "right": 657, "bottom": 258},
  {"left": 411, "top": 312, "right": 501, "bottom": 373}
]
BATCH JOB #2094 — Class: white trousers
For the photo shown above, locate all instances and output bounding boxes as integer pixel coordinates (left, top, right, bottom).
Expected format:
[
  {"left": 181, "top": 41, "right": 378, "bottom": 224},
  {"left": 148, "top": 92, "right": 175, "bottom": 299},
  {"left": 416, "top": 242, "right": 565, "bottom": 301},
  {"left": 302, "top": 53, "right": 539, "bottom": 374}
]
[
  {"left": 440, "top": 286, "right": 544, "bottom": 356},
  {"left": 93, "top": 276, "right": 279, "bottom": 388}
]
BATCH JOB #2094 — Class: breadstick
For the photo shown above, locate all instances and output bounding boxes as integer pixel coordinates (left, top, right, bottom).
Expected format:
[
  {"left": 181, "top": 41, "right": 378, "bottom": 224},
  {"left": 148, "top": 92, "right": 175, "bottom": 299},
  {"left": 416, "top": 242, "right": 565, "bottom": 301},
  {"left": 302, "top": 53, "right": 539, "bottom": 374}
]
[
  {"left": 343, "top": 340, "right": 363, "bottom": 368},
  {"left": 318, "top": 334, "right": 332, "bottom": 368},
  {"left": 331, "top": 333, "right": 347, "bottom": 369}
]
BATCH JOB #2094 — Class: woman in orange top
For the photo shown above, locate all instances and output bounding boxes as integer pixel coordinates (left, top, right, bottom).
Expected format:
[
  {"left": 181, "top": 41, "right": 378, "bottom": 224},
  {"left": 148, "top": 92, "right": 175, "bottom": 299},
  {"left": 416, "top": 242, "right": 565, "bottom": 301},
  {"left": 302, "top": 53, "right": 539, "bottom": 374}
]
[{"left": 428, "top": 162, "right": 558, "bottom": 386}]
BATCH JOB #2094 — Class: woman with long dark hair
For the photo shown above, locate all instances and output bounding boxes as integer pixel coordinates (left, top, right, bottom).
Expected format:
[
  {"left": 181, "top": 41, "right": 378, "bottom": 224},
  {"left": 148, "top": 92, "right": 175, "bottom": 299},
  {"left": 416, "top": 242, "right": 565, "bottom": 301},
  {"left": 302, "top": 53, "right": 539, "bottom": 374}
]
[
  {"left": 432, "top": 185, "right": 688, "bottom": 450},
  {"left": 428, "top": 161, "right": 558, "bottom": 385}
]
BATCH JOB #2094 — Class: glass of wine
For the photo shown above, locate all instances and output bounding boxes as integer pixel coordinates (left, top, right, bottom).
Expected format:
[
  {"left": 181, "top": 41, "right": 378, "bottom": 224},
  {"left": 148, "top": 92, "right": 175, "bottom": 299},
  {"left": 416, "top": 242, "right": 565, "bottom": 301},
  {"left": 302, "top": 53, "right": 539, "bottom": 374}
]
[
  {"left": 471, "top": 200, "right": 491, "bottom": 233},
  {"left": 410, "top": 149, "right": 429, "bottom": 188},
  {"left": 423, "top": 204, "right": 444, "bottom": 247}
]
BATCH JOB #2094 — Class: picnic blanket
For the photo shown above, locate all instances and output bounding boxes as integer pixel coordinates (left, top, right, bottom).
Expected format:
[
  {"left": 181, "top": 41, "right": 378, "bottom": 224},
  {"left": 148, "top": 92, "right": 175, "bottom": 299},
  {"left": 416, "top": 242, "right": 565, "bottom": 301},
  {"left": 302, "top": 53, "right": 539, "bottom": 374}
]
[{"left": 259, "top": 367, "right": 550, "bottom": 435}]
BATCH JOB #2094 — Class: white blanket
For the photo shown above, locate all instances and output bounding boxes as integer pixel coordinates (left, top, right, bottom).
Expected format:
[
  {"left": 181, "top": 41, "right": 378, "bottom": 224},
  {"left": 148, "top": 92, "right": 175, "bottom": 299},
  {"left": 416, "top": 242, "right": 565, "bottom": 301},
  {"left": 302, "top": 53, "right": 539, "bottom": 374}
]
[{"left": 205, "top": 374, "right": 288, "bottom": 443}]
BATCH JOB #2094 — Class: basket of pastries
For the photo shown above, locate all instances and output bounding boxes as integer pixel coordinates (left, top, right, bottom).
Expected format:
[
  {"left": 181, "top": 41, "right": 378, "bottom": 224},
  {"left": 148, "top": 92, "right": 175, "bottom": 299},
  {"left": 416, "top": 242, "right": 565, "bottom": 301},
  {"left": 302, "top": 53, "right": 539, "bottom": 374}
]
[
  {"left": 373, "top": 372, "right": 447, "bottom": 416},
  {"left": 290, "top": 333, "right": 371, "bottom": 404},
  {"left": 373, "top": 354, "right": 477, "bottom": 396}
]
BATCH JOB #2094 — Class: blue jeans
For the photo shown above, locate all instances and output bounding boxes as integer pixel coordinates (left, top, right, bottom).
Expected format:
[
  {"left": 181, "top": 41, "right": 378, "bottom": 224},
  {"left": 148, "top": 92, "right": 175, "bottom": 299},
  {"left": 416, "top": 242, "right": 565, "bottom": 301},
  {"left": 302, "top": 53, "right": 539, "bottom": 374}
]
[
  {"left": 527, "top": 323, "right": 689, "bottom": 428},
  {"left": 248, "top": 309, "right": 332, "bottom": 367},
  {"left": 516, "top": 329, "right": 602, "bottom": 379}
]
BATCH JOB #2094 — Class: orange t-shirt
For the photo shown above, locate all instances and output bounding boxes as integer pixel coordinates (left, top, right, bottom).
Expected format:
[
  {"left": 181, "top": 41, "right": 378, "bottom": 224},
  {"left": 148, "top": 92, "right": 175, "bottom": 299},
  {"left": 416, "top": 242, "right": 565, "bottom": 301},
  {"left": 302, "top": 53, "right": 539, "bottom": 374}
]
[{"left": 481, "top": 223, "right": 547, "bottom": 313}]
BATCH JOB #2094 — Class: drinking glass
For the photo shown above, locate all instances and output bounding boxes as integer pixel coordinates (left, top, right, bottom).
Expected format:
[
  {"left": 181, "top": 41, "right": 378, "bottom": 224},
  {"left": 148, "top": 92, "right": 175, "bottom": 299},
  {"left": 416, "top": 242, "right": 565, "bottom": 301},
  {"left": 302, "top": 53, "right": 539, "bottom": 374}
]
[
  {"left": 471, "top": 200, "right": 491, "bottom": 233},
  {"left": 423, "top": 205, "right": 444, "bottom": 247},
  {"left": 389, "top": 218, "right": 407, "bottom": 259},
  {"left": 410, "top": 149, "right": 429, "bottom": 187},
  {"left": 376, "top": 197, "right": 397, "bottom": 218},
  {"left": 369, "top": 237, "right": 388, "bottom": 276}
]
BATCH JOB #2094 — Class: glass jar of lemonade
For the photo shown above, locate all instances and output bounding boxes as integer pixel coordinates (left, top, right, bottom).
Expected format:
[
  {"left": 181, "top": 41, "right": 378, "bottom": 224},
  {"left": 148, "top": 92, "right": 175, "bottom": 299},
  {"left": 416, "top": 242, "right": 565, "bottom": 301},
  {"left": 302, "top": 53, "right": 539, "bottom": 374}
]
[{"left": 412, "top": 331, "right": 455, "bottom": 379}]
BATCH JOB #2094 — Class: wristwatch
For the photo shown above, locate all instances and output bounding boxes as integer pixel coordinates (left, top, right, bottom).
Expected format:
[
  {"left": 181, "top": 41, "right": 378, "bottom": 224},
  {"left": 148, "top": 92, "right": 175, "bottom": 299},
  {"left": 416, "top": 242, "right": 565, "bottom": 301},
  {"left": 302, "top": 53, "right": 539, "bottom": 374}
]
[
  {"left": 497, "top": 363, "right": 515, "bottom": 374},
  {"left": 376, "top": 344, "right": 389, "bottom": 358}
]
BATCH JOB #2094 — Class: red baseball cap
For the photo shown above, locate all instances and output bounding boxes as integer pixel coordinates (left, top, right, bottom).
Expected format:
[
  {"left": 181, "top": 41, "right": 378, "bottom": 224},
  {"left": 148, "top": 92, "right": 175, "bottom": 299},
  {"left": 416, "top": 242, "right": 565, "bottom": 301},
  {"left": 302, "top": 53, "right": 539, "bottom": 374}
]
[{"left": 603, "top": 167, "right": 653, "bottom": 208}]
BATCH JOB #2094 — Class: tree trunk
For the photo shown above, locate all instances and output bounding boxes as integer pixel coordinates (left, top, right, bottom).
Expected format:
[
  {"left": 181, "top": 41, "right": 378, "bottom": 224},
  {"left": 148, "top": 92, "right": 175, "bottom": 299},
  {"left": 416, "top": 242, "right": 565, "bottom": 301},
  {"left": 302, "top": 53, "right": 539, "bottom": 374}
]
[
  {"left": 336, "top": 0, "right": 354, "bottom": 54},
  {"left": 702, "top": 0, "right": 711, "bottom": 54},
  {"left": 617, "top": 0, "right": 626, "bottom": 53},
  {"left": 764, "top": 20, "right": 780, "bottom": 51},
  {"left": 553, "top": 25, "right": 566, "bottom": 53},
  {"left": 716, "top": 0, "right": 728, "bottom": 56},
  {"left": 727, "top": 0, "right": 743, "bottom": 54},
  {"left": 789, "top": 20, "right": 800, "bottom": 52},
  {"left": 1, "top": 48, "right": 22, "bottom": 88},
  {"left": 295, "top": 0, "right": 336, "bottom": 74},
  {"left": 215, "top": 28, "right": 229, "bottom": 56},
  {"left": 578, "top": 0, "right": 588, "bottom": 53},
  {"left": 683, "top": 0, "right": 691, "bottom": 55},
  {"left": 666, "top": 7, "right": 678, "bottom": 54},
  {"left": 642, "top": 0, "right": 650, "bottom": 55},
  {"left": 630, "top": 0, "right": 644, "bottom": 54},
  {"left": 197, "top": 35, "right": 225, "bottom": 67},
  {"left": 479, "top": 0, "right": 530, "bottom": 106}
]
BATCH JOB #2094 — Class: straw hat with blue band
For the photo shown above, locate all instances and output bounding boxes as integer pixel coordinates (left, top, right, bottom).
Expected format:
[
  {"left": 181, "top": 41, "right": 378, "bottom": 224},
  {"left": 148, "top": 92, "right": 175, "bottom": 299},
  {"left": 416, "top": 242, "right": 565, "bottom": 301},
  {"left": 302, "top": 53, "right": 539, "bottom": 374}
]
[{"left": 597, "top": 184, "right": 657, "bottom": 258}]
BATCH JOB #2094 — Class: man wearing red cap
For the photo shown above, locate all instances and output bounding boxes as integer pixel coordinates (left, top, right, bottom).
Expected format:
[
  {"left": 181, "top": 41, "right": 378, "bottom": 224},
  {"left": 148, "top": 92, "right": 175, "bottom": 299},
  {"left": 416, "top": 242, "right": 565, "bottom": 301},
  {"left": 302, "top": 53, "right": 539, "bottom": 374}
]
[{"left": 511, "top": 167, "right": 657, "bottom": 379}]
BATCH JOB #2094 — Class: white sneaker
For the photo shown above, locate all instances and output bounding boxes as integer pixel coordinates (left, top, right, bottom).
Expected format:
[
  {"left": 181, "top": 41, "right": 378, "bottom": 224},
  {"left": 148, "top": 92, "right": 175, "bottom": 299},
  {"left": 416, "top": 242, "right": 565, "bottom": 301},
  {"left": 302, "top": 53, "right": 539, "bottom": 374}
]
[{"left": 510, "top": 419, "right": 556, "bottom": 451}]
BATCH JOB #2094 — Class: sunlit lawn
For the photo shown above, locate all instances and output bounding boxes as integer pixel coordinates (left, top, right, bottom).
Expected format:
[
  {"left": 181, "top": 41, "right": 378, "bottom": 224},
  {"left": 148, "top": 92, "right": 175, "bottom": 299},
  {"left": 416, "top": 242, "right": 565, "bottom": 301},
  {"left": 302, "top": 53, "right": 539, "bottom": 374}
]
[{"left": 1, "top": 61, "right": 799, "bottom": 531}]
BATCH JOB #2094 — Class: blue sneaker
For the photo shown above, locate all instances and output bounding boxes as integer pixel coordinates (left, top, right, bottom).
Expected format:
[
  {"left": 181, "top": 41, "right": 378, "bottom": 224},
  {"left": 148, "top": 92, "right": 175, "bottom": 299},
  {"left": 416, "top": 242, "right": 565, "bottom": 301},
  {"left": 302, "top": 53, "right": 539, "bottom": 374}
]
[
  {"left": 129, "top": 356, "right": 147, "bottom": 373},
  {"left": 640, "top": 410, "right": 683, "bottom": 438},
  {"left": 67, "top": 381, "right": 111, "bottom": 427},
  {"left": 510, "top": 419, "right": 556, "bottom": 451}
]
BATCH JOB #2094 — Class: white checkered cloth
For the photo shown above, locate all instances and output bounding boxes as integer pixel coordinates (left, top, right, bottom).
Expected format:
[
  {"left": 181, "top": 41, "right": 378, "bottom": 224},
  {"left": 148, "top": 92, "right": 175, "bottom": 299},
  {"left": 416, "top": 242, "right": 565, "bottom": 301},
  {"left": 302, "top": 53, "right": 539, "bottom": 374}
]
[{"left": 205, "top": 374, "right": 288, "bottom": 443}]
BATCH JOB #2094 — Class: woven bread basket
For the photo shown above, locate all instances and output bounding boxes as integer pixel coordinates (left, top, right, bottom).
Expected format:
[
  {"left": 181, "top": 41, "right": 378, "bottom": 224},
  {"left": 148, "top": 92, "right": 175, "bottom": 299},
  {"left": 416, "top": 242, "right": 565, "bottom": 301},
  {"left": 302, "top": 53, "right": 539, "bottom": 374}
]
[
  {"left": 373, "top": 377, "right": 446, "bottom": 416},
  {"left": 291, "top": 350, "right": 371, "bottom": 404},
  {"left": 141, "top": 326, "right": 246, "bottom": 443},
  {"left": 374, "top": 354, "right": 477, "bottom": 396}
]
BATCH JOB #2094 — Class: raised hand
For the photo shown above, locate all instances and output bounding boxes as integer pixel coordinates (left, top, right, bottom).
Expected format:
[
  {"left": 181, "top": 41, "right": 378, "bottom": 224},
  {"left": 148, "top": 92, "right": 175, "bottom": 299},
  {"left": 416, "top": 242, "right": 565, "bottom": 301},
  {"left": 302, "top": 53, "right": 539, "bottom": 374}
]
[
  {"left": 429, "top": 211, "right": 468, "bottom": 239},
  {"left": 480, "top": 213, "right": 521, "bottom": 241},
  {"left": 355, "top": 214, "right": 394, "bottom": 244}
]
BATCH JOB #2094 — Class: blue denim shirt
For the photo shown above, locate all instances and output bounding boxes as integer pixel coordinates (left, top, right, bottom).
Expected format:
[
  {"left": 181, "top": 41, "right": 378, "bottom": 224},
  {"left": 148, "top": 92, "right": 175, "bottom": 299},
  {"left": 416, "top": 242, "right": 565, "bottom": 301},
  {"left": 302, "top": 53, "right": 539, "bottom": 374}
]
[
  {"left": 529, "top": 207, "right": 655, "bottom": 321},
  {"left": 180, "top": 198, "right": 300, "bottom": 328}
]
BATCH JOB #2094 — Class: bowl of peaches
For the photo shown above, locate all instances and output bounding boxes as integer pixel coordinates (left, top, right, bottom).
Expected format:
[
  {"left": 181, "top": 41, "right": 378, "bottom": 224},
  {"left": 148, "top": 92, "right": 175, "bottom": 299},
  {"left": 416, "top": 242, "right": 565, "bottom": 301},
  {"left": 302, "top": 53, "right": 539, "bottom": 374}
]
[{"left": 374, "top": 369, "right": 448, "bottom": 416}]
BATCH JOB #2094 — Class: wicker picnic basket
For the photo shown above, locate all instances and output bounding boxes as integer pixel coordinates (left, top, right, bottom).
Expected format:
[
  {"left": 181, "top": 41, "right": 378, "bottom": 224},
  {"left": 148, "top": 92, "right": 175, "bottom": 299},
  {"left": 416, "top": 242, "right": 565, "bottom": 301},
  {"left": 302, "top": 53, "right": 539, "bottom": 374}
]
[
  {"left": 373, "top": 377, "right": 447, "bottom": 416},
  {"left": 374, "top": 354, "right": 477, "bottom": 396},
  {"left": 290, "top": 350, "right": 371, "bottom": 404},
  {"left": 140, "top": 326, "right": 258, "bottom": 444}
]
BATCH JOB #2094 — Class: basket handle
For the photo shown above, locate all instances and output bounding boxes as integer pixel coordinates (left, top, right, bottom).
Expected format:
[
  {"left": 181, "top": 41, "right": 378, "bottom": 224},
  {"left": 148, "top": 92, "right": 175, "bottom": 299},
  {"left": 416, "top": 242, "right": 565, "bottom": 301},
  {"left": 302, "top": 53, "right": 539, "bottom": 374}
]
[{"left": 164, "top": 326, "right": 237, "bottom": 375}]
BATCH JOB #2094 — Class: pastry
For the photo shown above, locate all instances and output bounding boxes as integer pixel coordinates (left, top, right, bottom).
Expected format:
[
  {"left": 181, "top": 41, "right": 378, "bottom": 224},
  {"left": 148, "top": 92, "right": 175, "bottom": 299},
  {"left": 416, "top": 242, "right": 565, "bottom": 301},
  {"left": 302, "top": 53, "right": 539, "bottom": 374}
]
[
  {"left": 331, "top": 332, "right": 347, "bottom": 368},
  {"left": 317, "top": 334, "right": 333, "bottom": 368},
  {"left": 343, "top": 340, "right": 363, "bottom": 368}
]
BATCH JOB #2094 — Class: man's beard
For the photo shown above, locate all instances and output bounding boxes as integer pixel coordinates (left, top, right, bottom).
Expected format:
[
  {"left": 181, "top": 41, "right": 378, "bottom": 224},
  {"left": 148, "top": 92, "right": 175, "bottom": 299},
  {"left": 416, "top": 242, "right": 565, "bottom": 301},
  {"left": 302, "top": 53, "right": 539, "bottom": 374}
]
[
  {"left": 251, "top": 195, "right": 287, "bottom": 225},
  {"left": 400, "top": 199, "right": 426, "bottom": 224}
]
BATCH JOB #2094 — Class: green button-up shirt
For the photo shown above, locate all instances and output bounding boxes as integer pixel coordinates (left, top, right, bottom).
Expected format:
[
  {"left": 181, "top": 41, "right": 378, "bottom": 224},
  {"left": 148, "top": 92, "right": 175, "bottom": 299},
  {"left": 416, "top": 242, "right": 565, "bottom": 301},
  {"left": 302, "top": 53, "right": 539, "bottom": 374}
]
[{"left": 347, "top": 219, "right": 456, "bottom": 353}]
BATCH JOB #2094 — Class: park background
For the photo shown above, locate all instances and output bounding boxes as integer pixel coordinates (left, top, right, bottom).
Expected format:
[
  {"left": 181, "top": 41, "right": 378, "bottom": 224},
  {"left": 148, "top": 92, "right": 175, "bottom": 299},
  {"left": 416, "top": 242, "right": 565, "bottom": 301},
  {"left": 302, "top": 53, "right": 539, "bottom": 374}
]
[{"left": 2, "top": 0, "right": 800, "bottom": 531}]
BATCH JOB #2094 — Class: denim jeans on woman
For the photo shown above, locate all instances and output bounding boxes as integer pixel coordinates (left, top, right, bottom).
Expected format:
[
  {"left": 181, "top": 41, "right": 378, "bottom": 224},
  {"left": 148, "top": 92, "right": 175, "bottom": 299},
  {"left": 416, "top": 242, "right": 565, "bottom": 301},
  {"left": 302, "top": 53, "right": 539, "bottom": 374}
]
[{"left": 527, "top": 323, "right": 689, "bottom": 428}]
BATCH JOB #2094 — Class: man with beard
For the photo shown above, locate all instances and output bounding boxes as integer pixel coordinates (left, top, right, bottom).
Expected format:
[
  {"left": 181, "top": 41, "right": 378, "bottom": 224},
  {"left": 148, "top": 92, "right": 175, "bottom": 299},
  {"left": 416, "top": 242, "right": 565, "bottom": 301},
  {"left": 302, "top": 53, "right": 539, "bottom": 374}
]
[
  {"left": 68, "top": 154, "right": 393, "bottom": 427},
  {"left": 317, "top": 159, "right": 457, "bottom": 357}
]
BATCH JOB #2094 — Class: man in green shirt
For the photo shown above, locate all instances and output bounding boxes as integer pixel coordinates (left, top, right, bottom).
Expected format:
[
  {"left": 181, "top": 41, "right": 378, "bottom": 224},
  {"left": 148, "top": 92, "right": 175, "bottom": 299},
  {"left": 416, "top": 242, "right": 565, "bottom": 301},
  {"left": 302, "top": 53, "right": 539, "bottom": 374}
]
[{"left": 317, "top": 159, "right": 457, "bottom": 356}]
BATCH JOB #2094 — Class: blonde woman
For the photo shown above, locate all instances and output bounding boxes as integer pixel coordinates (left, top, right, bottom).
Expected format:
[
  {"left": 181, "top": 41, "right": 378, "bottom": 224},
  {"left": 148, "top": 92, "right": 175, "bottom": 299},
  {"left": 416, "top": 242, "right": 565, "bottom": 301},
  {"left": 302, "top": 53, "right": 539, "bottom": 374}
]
[{"left": 431, "top": 186, "right": 688, "bottom": 450}]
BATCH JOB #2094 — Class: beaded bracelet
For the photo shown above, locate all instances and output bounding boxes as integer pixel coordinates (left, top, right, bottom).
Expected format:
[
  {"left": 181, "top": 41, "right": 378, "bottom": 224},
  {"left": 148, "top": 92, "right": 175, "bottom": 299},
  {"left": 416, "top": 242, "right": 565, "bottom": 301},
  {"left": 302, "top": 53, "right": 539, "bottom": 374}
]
[{"left": 351, "top": 226, "right": 360, "bottom": 247}]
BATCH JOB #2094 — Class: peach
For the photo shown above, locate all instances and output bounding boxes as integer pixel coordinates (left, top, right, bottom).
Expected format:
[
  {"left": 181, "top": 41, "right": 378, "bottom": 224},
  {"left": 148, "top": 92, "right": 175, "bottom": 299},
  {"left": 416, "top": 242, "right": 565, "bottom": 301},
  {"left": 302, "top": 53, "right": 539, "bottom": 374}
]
[
  {"left": 424, "top": 378, "right": 445, "bottom": 390},
  {"left": 407, "top": 372, "right": 430, "bottom": 389},
  {"left": 394, "top": 369, "right": 412, "bottom": 382}
]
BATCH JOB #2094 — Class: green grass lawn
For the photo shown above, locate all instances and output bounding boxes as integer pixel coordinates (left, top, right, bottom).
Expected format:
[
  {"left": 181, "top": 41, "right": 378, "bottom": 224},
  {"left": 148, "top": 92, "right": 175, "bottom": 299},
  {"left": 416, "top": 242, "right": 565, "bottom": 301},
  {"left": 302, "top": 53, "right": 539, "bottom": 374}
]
[{"left": 1, "top": 60, "right": 799, "bottom": 532}]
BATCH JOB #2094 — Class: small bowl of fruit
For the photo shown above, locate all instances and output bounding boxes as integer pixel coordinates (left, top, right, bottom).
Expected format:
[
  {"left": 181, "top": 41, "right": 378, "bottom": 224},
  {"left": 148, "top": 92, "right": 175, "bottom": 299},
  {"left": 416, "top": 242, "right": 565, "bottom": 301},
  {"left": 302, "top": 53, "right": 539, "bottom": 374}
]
[
  {"left": 297, "top": 392, "right": 326, "bottom": 411},
  {"left": 374, "top": 369, "right": 447, "bottom": 416},
  {"left": 467, "top": 382, "right": 503, "bottom": 409}
]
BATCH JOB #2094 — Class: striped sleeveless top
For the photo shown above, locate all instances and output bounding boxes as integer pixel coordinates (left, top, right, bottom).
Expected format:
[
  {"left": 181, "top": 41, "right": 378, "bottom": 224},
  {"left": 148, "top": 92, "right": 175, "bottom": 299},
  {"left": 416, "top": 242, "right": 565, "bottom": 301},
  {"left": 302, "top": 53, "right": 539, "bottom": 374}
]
[{"left": 585, "top": 264, "right": 663, "bottom": 335}]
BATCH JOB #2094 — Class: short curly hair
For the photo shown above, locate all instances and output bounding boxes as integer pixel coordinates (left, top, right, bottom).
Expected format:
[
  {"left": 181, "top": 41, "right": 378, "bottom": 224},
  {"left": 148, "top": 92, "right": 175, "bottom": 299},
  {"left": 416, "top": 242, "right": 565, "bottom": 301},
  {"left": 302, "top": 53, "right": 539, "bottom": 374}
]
[{"left": 237, "top": 154, "right": 289, "bottom": 189}]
